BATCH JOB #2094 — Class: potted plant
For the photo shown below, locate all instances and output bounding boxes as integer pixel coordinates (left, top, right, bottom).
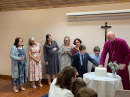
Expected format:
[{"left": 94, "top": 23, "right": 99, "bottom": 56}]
[{"left": 108, "top": 61, "right": 122, "bottom": 77}]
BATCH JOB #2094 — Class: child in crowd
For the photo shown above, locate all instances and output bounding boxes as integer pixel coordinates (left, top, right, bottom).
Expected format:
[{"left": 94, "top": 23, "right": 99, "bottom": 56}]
[
  {"left": 91, "top": 46, "right": 101, "bottom": 72},
  {"left": 72, "top": 45, "right": 99, "bottom": 77},
  {"left": 72, "top": 78, "right": 97, "bottom": 97}
]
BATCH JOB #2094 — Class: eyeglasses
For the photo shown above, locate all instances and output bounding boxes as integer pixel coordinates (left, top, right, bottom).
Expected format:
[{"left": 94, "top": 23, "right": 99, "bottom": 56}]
[{"left": 65, "top": 40, "right": 69, "bottom": 41}]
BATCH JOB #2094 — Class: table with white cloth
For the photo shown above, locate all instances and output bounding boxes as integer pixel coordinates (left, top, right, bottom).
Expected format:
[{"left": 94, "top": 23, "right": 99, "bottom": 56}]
[{"left": 83, "top": 72, "right": 123, "bottom": 97}]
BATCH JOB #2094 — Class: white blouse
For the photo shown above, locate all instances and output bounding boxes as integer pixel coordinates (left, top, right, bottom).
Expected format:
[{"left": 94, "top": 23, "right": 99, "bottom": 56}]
[{"left": 49, "top": 78, "right": 74, "bottom": 97}]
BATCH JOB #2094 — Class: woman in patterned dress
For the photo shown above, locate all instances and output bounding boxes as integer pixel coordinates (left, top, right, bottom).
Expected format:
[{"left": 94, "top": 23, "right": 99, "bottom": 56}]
[
  {"left": 10, "top": 37, "right": 27, "bottom": 92},
  {"left": 59, "top": 36, "right": 73, "bottom": 71},
  {"left": 28, "top": 37, "right": 43, "bottom": 88},
  {"left": 43, "top": 34, "right": 59, "bottom": 85}
]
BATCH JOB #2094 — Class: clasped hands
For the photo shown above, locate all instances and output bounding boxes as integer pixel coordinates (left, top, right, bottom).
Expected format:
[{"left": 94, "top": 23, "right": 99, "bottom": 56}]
[
  {"left": 64, "top": 50, "right": 69, "bottom": 53},
  {"left": 19, "top": 57, "right": 24, "bottom": 61},
  {"left": 35, "top": 59, "right": 40, "bottom": 63}
]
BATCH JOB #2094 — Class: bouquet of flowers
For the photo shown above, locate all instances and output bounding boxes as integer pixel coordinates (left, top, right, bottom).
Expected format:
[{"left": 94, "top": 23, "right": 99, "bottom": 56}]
[{"left": 108, "top": 61, "right": 122, "bottom": 76}]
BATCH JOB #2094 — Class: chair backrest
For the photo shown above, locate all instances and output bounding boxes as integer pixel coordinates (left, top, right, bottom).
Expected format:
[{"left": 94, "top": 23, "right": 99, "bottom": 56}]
[{"left": 114, "top": 89, "right": 130, "bottom": 97}]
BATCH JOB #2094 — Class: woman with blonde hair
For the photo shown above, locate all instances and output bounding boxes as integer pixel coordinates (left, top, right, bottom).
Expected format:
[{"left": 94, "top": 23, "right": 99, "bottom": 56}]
[
  {"left": 59, "top": 36, "right": 73, "bottom": 71},
  {"left": 28, "top": 37, "right": 42, "bottom": 88}
]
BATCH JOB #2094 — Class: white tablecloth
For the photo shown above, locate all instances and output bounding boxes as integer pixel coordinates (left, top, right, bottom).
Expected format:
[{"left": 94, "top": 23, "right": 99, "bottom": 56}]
[{"left": 83, "top": 72, "right": 123, "bottom": 97}]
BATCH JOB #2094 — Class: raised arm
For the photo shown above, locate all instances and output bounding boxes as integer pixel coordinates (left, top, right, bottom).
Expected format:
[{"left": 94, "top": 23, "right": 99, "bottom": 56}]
[
  {"left": 91, "top": 55, "right": 97, "bottom": 67},
  {"left": 55, "top": 41, "right": 59, "bottom": 51},
  {"left": 58, "top": 45, "right": 65, "bottom": 56},
  {"left": 88, "top": 53, "right": 99, "bottom": 67},
  {"left": 67, "top": 46, "right": 73, "bottom": 57}
]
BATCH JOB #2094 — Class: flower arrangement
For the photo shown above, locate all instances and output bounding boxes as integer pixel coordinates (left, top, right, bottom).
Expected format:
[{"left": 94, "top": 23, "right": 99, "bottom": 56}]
[{"left": 108, "top": 61, "right": 122, "bottom": 76}]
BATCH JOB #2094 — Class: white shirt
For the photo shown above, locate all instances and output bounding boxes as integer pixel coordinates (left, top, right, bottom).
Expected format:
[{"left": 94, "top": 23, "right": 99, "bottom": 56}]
[{"left": 49, "top": 78, "right": 74, "bottom": 97}]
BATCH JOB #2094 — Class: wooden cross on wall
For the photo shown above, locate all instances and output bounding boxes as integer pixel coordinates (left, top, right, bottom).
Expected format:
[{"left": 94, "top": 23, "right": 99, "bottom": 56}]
[{"left": 101, "top": 22, "right": 111, "bottom": 42}]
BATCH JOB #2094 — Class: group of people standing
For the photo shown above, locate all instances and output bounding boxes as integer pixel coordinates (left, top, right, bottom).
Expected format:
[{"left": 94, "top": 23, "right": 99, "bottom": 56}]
[
  {"left": 43, "top": 34, "right": 101, "bottom": 86},
  {"left": 10, "top": 33, "right": 99, "bottom": 92},
  {"left": 10, "top": 31, "right": 130, "bottom": 93},
  {"left": 10, "top": 37, "right": 43, "bottom": 92}
]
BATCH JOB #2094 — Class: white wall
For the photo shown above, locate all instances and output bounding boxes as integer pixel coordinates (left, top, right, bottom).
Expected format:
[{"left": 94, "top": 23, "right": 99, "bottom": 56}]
[{"left": 0, "top": 2, "right": 130, "bottom": 79}]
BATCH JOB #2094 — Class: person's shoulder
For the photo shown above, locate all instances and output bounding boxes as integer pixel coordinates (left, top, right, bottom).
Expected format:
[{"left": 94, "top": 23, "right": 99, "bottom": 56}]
[
  {"left": 74, "top": 52, "right": 79, "bottom": 56},
  {"left": 51, "top": 78, "right": 57, "bottom": 85},
  {"left": 85, "top": 52, "right": 89, "bottom": 55},
  {"left": 91, "top": 54, "right": 95, "bottom": 57},
  {"left": 43, "top": 43, "right": 47, "bottom": 47},
  {"left": 55, "top": 87, "right": 74, "bottom": 97},
  {"left": 11, "top": 45, "right": 16, "bottom": 48},
  {"left": 104, "top": 40, "right": 110, "bottom": 45},
  {"left": 60, "top": 44, "right": 64, "bottom": 48},
  {"left": 28, "top": 45, "right": 31, "bottom": 48},
  {"left": 73, "top": 52, "right": 79, "bottom": 59},
  {"left": 22, "top": 45, "right": 26, "bottom": 49},
  {"left": 11, "top": 45, "right": 17, "bottom": 49},
  {"left": 64, "top": 90, "right": 74, "bottom": 97},
  {"left": 36, "top": 42, "right": 41, "bottom": 46},
  {"left": 53, "top": 78, "right": 57, "bottom": 83},
  {"left": 72, "top": 47, "right": 76, "bottom": 50},
  {"left": 53, "top": 40, "right": 57, "bottom": 43},
  {"left": 70, "top": 45, "right": 73, "bottom": 48},
  {"left": 37, "top": 42, "right": 40, "bottom": 45},
  {"left": 116, "top": 38, "right": 126, "bottom": 42}
]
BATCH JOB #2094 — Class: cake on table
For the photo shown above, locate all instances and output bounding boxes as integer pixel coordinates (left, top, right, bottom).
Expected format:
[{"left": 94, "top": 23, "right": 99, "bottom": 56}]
[{"left": 94, "top": 67, "right": 108, "bottom": 77}]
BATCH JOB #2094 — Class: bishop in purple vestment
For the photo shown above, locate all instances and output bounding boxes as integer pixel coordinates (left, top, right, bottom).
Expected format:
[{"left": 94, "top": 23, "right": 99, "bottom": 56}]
[{"left": 100, "top": 31, "right": 130, "bottom": 90}]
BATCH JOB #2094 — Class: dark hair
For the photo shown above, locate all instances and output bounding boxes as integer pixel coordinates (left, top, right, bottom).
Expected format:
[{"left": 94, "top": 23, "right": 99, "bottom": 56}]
[
  {"left": 94, "top": 46, "right": 100, "bottom": 52},
  {"left": 13, "top": 37, "right": 23, "bottom": 48},
  {"left": 72, "top": 78, "right": 87, "bottom": 96},
  {"left": 73, "top": 38, "right": 82, "bottom": 45},
  {"left": 55, "top": 66, "right": 77, "bottom": 90},
  {"left": 76, "top": 87, "right": 96, "bottom": 97},
  {"left": 45, "top": 34, "right": 54, "bottom": 47},
  {"left": 79, "top": 45, "right": 86, "bottom": 51}
]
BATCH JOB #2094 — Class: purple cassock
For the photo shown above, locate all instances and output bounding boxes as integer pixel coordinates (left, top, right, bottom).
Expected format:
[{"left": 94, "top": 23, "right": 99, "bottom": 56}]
[{"left": 100, "top": 38, "right": 130, "bottom": 90}]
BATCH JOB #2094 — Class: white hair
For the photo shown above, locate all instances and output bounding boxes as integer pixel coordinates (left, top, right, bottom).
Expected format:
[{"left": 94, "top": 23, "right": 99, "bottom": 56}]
[{"left": 28, "top": 37, "right": 35, "bottom": 45}]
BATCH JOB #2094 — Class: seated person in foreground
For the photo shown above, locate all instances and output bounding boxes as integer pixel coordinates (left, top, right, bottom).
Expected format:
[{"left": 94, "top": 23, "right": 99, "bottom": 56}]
[
  {"left": 72, "top": 45, "right": 99, "bottom": 78},
  {"left": 49, "top": 66, "right": 78, "bottom": 97},
  {"left": 72, "top": 78, "right": 87, "bottom": 96},
  {"left": 76, "top": 87, "right": 97, "bottom": 97},
  {"left": 72, "top": 78, "right": 97, "bottom": 97}
]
